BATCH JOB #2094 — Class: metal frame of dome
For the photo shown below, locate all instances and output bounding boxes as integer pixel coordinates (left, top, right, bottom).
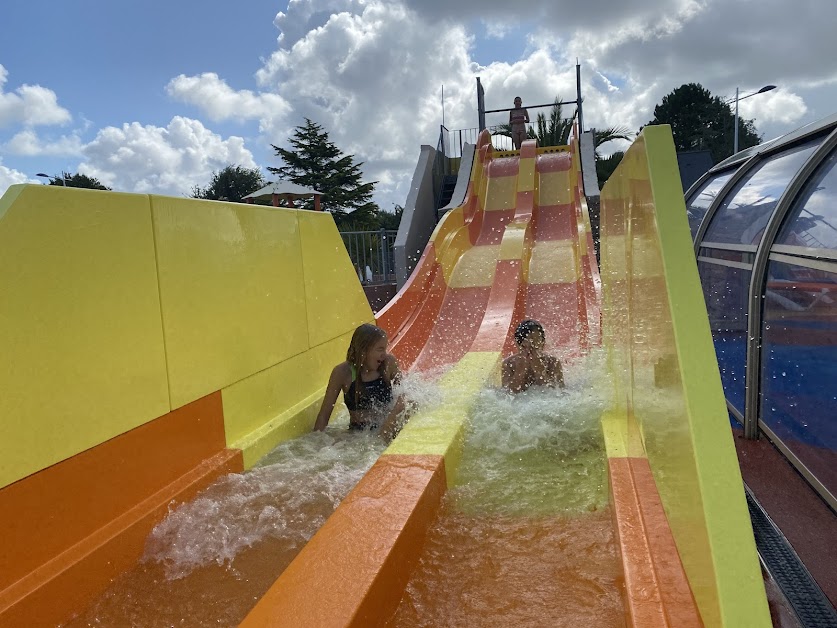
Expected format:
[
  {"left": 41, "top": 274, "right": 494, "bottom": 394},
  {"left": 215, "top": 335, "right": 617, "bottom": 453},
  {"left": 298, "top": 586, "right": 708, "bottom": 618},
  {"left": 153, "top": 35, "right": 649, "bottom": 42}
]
[{"left": 686, "top": 112, "right": 837, "bottom": 510}]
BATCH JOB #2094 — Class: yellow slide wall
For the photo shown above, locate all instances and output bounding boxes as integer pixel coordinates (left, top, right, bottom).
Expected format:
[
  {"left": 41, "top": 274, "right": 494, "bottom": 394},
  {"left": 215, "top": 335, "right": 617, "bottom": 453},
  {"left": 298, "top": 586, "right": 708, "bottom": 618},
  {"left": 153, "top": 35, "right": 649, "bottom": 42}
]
[
  {"left": 0, "top": 185, "right": 372, "bottom": 488},
  {"left": 600, "top": 125, "right": 771, "bottom": 627}
]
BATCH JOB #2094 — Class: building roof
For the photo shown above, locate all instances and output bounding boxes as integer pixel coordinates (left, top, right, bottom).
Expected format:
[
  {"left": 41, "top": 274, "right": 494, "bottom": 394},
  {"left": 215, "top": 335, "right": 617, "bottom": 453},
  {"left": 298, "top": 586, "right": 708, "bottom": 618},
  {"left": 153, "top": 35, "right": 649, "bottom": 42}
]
[{"left": 243, "top": 181, "right": 323, "bottom": 201}]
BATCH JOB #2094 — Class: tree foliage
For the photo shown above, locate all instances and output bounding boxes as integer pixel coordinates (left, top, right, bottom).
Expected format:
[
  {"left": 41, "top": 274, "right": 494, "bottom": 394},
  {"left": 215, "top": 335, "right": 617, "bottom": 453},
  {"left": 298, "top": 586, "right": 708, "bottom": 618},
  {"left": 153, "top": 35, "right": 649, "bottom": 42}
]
[
  {"left": 191, "top": 165, "right": 265, "bottom": 202},
  {"left": 270, "top": 118, "right": 379, "bottom": 229},
  {"left": 644, "top": 83, "right": 761, "bottom": 163},
  {"left": 377, "top": 205, "right": 403, "bottom": 231},
  {"left": 46, "top": 172, "right": 110, "bottom": 190},
  {"left": 596, "top": 151, "right": 624, "bottom": 189}
]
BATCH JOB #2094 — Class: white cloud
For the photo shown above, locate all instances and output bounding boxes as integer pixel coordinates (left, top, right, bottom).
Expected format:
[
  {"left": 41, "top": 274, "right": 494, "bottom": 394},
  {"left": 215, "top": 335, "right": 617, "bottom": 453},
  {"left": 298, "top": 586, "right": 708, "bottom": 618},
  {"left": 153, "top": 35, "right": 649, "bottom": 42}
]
[
  {"left": 738, "top": 90, "right": 807, "bottom": 126},
  {"left": 4, "top": 129, "right": 84, "bottom": 156},
  {"left": 166, "top": 73, "right": 292, "bottom": 135},
  {"left": 0, "top": 160, "right": 38, "bottom": 196},
  {"left": 78, "top": 116, "right": 257, "bottom": 195},
  {"left": 0, "top": 64, "right": 72, "bottom": 128}
]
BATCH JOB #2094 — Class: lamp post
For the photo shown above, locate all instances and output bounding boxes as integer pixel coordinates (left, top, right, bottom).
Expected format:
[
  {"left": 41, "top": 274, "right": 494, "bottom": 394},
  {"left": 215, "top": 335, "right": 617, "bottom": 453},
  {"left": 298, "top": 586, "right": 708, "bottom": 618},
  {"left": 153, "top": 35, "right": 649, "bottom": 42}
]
[
  {"left": 35, "top": 172, "right": 67, "bottom": 187},
  {"left": 730, "top": 85, "right": 776, "bottom": 155}
]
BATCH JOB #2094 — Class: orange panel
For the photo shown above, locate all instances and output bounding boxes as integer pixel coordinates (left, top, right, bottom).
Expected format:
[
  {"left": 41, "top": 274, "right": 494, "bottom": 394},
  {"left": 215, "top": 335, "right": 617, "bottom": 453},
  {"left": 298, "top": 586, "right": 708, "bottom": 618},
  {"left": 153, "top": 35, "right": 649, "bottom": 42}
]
[
  {"left": 377, "top": 242, "right": 437, "bottom": 338},
  {"left": 608, "top": 457, "right": 703, "bottom": 628},
  {"left": 0, "top": 392, "right": 242, "bottom": 626},
  {"left": 486, "top": 157, "right": 520, "bottom": 178},
  {"left": 470, "top": 208, "right": 515, "bottom": 246},
  {"left": 386, "top": 264, "right": 447, "bottom": 371},
  {"left": 411, "top": 286, "right": 492, "bottom": 372},
  {"left": 470, "top": 259, "right": 523, "bottom": 353},
  {"left": 0, "top": 450, "right": 241, "bottom": 627},
  {"left": 522, "top": 282, "right": 585, "bottom": 354},
  {"left": 240, "top": 454, "right": 446, "bottom": 628},
  {"left": 534, "top": 203, "right": 576, "bottom": 240},
  {"left": 535, "top": 151, "right": 572, "bottom": 173}
]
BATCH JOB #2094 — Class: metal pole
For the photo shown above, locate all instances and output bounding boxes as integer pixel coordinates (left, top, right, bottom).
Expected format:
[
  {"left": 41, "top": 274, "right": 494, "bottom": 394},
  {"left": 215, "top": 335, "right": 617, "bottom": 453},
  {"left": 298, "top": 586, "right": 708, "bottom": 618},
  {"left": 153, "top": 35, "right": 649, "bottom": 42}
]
[
  {"left": 576, "top": 61, "right": 584, "bottom": 132},
  {"left": 380, "top": 228, "right": 386, "bottom": 280},
  {"left": 734, "top": 87, "right": 740, "bottom": 155},
  {"left": 477, "top": 77, "right": 486, "bottom": 131}
]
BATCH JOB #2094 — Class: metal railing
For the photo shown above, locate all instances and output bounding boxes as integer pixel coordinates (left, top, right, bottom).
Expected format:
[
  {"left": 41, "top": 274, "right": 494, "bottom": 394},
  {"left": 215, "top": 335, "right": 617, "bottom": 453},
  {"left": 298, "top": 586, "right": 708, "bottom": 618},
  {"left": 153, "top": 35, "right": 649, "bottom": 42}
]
[{"left": 340, "top": 229, "right": 398, "bottom": 285}]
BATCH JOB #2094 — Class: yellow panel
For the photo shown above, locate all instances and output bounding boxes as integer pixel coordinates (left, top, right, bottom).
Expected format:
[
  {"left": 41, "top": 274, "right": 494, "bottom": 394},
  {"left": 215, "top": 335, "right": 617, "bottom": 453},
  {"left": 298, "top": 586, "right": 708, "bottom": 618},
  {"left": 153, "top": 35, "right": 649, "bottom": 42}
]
[
  {"left": 385, "top": 352, "right": 499, "bottom": 485},
  {"left": 0, "top": 185, "right": 169, "bottom": 488},
  {"left": 437, "top": 224, "right": 473, "bottom": 284},
  {"left": 223, "top": 330, "right": 354, "bottom": 468},
  {"left": 483, "top": 175, "right": 518, "bottom": 212},
  {"left": 298, "top": 211, "right": 374, "bottom": 348},
  {"left": 152, "top": 197, "right": 309, "bottom": 409},
  {"left": 536, "top": 171, "right": 573, "bottom": 206},
  {"left": 499, "top": 222, "right": 528, "bottom": 261},
  {"left": 429, "top": 204, "right": 464, "bottom": 244},
  {"left": 600, "top": 125, "right": 770, "bottom": 627},
  {"left": 517, "top": 158, "right": 535, "bottom": 193},
  {"left": 447, "top": 245, "right": 500, "bottom": 288},
  {"left": 527, "top": 240, "right": 578, "bottom": 284}
]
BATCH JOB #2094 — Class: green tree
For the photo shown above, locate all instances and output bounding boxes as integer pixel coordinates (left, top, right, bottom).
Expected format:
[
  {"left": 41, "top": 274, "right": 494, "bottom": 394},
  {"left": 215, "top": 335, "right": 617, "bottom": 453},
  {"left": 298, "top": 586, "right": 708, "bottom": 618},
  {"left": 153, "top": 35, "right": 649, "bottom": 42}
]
[
  {"left": 191, "top": 165, "right": 265, "bottom": 202},
  {"left": 270, "top": 118, "right": 379, "bottom": 229},
  {"left": 596, "top": 151, "right": 624, "bottom": 189},
  {"left": 644, "top": 83, "right": 761, "bottom": 163},
  {"left": 46, "top": 172, "right": 110, "bottom": 190},
  {"left": 377, "top": 205, "right": 403, "bottom": 230}
]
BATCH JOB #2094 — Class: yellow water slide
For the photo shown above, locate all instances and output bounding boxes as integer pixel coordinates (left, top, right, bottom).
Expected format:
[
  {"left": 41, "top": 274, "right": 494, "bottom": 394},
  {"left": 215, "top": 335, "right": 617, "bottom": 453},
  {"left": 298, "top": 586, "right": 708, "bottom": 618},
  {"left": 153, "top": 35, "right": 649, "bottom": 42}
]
[{"left": 0, "top": 125, "right": 771, "bottom": 627}]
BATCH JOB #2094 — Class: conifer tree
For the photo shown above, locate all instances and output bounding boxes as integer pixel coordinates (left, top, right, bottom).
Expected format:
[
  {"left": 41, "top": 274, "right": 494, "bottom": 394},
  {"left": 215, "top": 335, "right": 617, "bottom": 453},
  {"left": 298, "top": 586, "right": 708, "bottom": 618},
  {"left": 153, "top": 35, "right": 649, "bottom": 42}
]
[{"left": 269, "top": 118, "right": 379, "bottom": 228}]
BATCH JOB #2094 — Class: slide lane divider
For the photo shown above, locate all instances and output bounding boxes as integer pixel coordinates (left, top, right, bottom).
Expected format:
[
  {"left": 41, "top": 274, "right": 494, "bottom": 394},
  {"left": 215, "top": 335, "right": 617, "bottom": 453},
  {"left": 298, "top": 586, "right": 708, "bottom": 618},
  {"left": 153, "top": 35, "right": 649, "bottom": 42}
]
[
  {"left": 601, "top": 410, "right": 703, "bottom": 627},
  {"left": 241, "top": 353, "right": 499, "bottom": 627}
]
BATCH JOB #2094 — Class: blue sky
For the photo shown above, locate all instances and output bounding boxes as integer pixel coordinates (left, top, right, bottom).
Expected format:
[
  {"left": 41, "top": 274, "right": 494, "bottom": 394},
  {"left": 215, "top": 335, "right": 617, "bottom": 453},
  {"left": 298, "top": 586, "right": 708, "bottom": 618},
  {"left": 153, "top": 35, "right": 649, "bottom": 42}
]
[{"left": 1, "top": 0, "right": 835, "bottom": 208}]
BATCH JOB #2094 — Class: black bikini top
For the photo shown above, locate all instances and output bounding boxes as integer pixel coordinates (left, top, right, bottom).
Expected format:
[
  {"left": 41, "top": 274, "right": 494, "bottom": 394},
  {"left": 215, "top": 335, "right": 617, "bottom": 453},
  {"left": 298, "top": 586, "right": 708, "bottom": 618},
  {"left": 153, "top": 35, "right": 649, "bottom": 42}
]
[{"left": 344, "top": 365, "right": 392, "bottom": 412}]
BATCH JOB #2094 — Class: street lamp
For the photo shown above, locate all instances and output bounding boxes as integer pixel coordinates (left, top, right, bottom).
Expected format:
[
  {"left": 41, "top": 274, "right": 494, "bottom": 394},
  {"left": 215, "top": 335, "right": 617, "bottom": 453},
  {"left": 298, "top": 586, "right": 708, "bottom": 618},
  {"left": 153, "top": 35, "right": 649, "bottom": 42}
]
[
  {"left": 729, "top": 85, "right": 777, "bottom": 155},
  {"left": 35, "top": 172, "right": 67, "bottom": 187}
]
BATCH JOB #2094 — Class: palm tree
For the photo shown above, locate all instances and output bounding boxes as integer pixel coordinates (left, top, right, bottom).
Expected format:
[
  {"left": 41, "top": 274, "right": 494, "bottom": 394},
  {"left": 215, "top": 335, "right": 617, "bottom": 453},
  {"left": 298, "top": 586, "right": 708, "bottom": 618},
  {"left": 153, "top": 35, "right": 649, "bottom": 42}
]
[{"left": 493, "top": 97, "right": 632, "bottom": 153}]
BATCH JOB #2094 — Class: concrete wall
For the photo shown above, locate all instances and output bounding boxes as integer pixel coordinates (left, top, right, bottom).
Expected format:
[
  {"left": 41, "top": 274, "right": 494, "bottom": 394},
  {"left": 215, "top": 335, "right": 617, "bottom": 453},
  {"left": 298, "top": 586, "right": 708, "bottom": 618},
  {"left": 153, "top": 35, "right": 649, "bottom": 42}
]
[{"left": 394, "top": 145, "right": 437, "bottom": 288}]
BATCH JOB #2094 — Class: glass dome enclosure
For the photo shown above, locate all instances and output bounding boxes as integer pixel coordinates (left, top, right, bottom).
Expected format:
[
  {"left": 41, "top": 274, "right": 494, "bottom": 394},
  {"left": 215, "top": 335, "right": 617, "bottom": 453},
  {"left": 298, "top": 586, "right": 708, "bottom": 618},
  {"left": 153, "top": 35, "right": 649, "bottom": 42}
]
[{"left": 687, "top": 113, "right": 837, "bottom": 511}]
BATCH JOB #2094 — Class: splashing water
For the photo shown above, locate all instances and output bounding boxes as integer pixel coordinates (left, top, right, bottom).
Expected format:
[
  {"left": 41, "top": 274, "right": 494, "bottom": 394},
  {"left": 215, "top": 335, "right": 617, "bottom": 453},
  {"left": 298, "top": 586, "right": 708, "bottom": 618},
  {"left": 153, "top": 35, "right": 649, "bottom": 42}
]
[
  {"left": 143, "top": 430, "right": 385, "bottom": 580},
  {"left": 67, "top": 372, "right": 447, "bottom": 627},
  {"left": 388, "top": 349, "right": 625, "bottom": 627}
]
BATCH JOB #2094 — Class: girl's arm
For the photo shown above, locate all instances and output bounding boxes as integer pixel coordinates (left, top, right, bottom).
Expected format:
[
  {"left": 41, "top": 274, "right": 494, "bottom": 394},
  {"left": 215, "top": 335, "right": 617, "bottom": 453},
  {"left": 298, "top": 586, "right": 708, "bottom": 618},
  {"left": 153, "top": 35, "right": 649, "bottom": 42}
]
[
  {"left": 379, "top": 395, "right": 406, "bottom": 443},
  {"left": 313, "top": 364, "right": 348, "bottom": 431},
  {"left": 379, "top": 353, "right": 404, "bottom": 441}
]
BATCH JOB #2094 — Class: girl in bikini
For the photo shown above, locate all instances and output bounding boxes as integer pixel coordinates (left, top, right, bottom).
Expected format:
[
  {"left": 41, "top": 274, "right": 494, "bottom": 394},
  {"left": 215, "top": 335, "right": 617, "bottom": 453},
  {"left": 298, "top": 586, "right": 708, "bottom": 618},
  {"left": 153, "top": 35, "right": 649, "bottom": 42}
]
[{"left": 313, "top": 323, "right": 404, "bottom": 439}]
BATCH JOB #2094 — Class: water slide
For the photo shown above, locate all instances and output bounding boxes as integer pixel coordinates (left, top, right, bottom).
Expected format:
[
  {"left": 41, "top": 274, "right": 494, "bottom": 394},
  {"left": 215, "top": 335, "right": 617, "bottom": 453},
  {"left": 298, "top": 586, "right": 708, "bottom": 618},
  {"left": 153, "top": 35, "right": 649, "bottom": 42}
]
[{"left": 0, "top": 127, "right": 772, "bottom": 626}]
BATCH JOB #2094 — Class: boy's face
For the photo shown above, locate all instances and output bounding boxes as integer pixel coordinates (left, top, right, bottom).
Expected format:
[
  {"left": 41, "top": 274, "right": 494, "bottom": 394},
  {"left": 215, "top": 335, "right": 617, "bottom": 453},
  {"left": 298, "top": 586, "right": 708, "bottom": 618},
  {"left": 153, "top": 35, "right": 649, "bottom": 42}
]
[
  {"left": 520, "top": 332, "right": 545, "bottom": 354},
  {"left": 514, "top": 98, "right": 522, "bottom": 108}
]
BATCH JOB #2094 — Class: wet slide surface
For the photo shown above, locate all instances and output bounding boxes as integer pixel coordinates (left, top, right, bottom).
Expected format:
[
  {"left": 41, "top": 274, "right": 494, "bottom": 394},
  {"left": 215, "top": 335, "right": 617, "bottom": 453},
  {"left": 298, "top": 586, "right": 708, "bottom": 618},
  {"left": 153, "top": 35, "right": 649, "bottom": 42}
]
[
  {"left": 69, "top": 136, "right": 613, "bottom": 626},
  {"left": 379, "top": 140, "right": 623, "bottom": 626}
]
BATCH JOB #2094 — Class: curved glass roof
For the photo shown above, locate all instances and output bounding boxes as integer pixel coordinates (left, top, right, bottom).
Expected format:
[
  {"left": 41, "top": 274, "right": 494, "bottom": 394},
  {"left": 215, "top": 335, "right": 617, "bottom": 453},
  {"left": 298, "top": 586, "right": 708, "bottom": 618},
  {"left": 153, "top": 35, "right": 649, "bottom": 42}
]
[{"left": 689, "top": 112, "right": 837, "bottom": 510}]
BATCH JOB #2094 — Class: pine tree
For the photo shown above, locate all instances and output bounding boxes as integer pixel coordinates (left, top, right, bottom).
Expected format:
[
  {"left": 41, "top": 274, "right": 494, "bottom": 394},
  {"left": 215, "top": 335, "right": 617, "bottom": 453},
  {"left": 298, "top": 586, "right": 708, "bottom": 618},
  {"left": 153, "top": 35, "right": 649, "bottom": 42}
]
[{"left": 269, "top": 118, "right": 379, "bottom": 229}]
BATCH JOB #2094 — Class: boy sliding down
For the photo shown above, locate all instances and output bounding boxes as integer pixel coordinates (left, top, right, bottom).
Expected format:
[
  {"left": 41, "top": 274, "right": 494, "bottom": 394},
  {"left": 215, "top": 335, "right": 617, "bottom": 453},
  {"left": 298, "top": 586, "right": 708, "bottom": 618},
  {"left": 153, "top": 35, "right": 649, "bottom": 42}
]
[{"left": 502, "top": 319, "right": 564, "bottom": 393}]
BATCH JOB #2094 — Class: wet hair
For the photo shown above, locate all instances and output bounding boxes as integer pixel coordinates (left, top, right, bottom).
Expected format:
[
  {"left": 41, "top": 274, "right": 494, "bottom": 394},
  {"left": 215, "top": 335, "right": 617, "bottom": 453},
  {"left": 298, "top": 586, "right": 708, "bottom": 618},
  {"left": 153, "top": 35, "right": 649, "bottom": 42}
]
[
  {"left": 514, "top": 96, "right": 522, "bottom": 103},
  {"left": 346, "top": 323, "right": 389, "bottom": 407},
  {"left": 514, "top": 319, "right": 545, "bottom": 346}
]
